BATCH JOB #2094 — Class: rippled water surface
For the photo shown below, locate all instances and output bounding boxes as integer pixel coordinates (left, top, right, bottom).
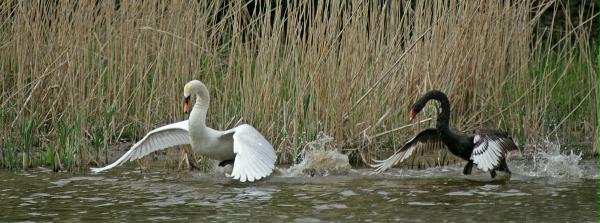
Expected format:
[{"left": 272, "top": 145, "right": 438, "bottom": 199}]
[{"left": 1, "top": 161, "right": 598, "bottom": 222}]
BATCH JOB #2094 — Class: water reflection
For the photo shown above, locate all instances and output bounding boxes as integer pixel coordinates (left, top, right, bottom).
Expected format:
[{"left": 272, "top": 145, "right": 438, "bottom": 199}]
[{"left": 0, "top": 159, "right": 598, "bottom": 222}]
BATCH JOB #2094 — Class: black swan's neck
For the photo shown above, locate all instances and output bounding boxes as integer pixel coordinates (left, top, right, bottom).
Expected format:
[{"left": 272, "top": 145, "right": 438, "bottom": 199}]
[
  {"left": 416, "top": 90, "right": 473, "bottom": 160},
  {"left": 418, "top": 90, "right": 451, "bottom": 133}
]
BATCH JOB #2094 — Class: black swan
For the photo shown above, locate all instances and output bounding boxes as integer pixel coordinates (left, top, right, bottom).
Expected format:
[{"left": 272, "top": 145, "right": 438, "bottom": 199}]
[{"left": 372, "top": 90, "right": 518, "bottom": 178}]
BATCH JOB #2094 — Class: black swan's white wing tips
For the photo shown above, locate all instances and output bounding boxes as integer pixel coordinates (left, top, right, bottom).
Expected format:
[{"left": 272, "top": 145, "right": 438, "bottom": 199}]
[
  {"left": 371, "top": 128, "right": 446, "bottom": 173},
  {"left": 90, "top": 121, "right": 190, "bottom": 173},
  {"left": 228, "top": 124, "right": 277, "bottom": 182},
  {"left": 370, "top": 148, "right": 415, "bottom": 173},
  {"left": 470, "top": 133, "right": 517, "bottom": 172}
]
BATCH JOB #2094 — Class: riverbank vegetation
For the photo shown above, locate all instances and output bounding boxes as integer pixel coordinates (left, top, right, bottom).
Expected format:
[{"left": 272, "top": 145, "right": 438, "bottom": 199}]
[{"left": 1, "top": 0, "right": 598, "bottom": 171}]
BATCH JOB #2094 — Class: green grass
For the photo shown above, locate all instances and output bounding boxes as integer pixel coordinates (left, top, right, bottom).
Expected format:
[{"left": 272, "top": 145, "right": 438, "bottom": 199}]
[
  {"left": 20, "top": 117, "right": 35, "bottom": 169},
  {"left": 1, "top": 140, "right": 19, "bottom": 169}
]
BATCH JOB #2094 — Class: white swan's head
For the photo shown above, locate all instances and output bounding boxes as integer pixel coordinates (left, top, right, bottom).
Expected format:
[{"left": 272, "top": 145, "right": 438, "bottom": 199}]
[{"left": 183, "top": 80, "right": 209, "bottom": 114}]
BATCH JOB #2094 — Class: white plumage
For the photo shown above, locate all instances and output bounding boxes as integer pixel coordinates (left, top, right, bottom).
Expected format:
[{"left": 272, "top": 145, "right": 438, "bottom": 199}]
[
  {"left": 91, "top": 80, "right": 277, "bottom": 182},
  {"left": 228, "top": 124, "right": 277, "bottom": 182},
  {"left": 371, "top": 144, "right": 416, "bottom": 173},
  {"left": 90, "top": 121, "right": 190, "bottom": 173},
  {"left": 471, "top": 135, "right": 505, "bottom": 172}
]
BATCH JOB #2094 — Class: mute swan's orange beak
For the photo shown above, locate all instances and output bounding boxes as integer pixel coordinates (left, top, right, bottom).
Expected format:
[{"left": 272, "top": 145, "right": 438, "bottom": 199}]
[
  {"left": 184, "top": 97, "right": 190, "bottom": 114},
  {"left": 409, "top": 110, "right": 416, "bottom": 122}
]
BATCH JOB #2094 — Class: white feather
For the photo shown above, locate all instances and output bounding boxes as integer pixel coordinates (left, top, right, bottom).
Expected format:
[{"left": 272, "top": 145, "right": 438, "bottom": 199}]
[
  {"left": 471, "top": 136, "right": 504, "bottom": 172},
  {"left": 91, "top": 80, "right": 277, "bottom": 183},
  {"left": 90, "top": 121, "right": 190, "bottom": 173},
  {"left": 370, "top": 145, "right": 417, "bottom": 173},
  {"left": 228, "top": 124, "right": 277, "bottom": 182}
]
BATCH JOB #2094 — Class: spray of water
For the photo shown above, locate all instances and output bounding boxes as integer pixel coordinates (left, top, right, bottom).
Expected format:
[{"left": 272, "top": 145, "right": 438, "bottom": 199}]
[
  {"left": 522, "top": 138, "right": 584, "bottom": 178},
  {"left": 285, "top": 133, "right": 351, "bottom": 177}
]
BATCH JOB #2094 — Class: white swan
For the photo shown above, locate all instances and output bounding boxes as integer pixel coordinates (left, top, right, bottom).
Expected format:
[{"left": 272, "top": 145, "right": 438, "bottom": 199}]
[{"left": 91, "top": 80, "right": 277, "bottom": 182}]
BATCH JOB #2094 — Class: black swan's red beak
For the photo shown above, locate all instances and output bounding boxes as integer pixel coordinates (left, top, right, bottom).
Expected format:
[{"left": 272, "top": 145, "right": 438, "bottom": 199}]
[{"left": 409, "top": 110, "right": 416, "bottom": 122}]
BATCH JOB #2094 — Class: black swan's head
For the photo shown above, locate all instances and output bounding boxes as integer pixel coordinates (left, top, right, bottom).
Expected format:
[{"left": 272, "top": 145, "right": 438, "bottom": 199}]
[
  {"left": 409, "top": 90, "right": 448, "bottom": 122},
  {"left": 409, "top": 101, "right": 425, "bottom": 122}
]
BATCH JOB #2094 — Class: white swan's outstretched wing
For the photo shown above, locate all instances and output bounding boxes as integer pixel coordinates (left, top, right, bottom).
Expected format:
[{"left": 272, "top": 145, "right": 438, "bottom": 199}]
[
  {"left": 226, "top": 124, "right": 277, "bottom": 182},
  {"left": 90, "top": 120, "right": 190, "bottom": 173}
]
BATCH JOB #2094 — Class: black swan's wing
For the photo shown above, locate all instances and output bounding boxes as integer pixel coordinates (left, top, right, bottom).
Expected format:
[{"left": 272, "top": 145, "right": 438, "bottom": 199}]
[
  {"left": 371, "top": 128, "right": 460, "bottom": 173},
  {"left": 470, "top": 128, "right": 519, "bottom": 172}
]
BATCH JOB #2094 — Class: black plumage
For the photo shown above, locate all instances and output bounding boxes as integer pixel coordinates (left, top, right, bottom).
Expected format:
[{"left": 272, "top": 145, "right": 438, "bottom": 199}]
[{"left": 372, "top": 90, "right": 519, "bottom": 178}]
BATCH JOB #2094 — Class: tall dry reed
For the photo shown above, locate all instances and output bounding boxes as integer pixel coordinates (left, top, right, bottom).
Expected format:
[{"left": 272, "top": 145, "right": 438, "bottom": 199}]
[{"left": 0, "top": 0, "right": 597, "bottom": 170}]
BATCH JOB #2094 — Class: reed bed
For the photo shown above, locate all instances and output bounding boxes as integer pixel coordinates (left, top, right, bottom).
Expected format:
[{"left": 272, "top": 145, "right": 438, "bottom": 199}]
[{"left": 0, "top": 0, "right": 597, "bottom": 171}]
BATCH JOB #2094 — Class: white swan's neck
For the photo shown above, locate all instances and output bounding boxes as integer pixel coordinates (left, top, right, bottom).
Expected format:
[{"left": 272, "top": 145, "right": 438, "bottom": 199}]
[
  {"left": 189, "top": 95, "right": 209, "bottom": 133},
  {"left": 188, "top": 93, "right": 233, "bottom": 160}
]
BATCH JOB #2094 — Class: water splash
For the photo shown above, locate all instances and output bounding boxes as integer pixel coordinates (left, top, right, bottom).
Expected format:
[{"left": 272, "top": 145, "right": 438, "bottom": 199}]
[
  {"left": 520, "top": 138, "right": 584, "bottom": 178},
  {"left": 285, "top": 133, "right": 351, "bottom": 177}
]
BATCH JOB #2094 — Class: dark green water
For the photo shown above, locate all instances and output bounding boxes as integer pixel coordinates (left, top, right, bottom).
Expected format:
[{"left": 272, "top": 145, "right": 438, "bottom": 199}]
[{"left": 0, "top": 161, "right": 598, "bottom": 222}]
